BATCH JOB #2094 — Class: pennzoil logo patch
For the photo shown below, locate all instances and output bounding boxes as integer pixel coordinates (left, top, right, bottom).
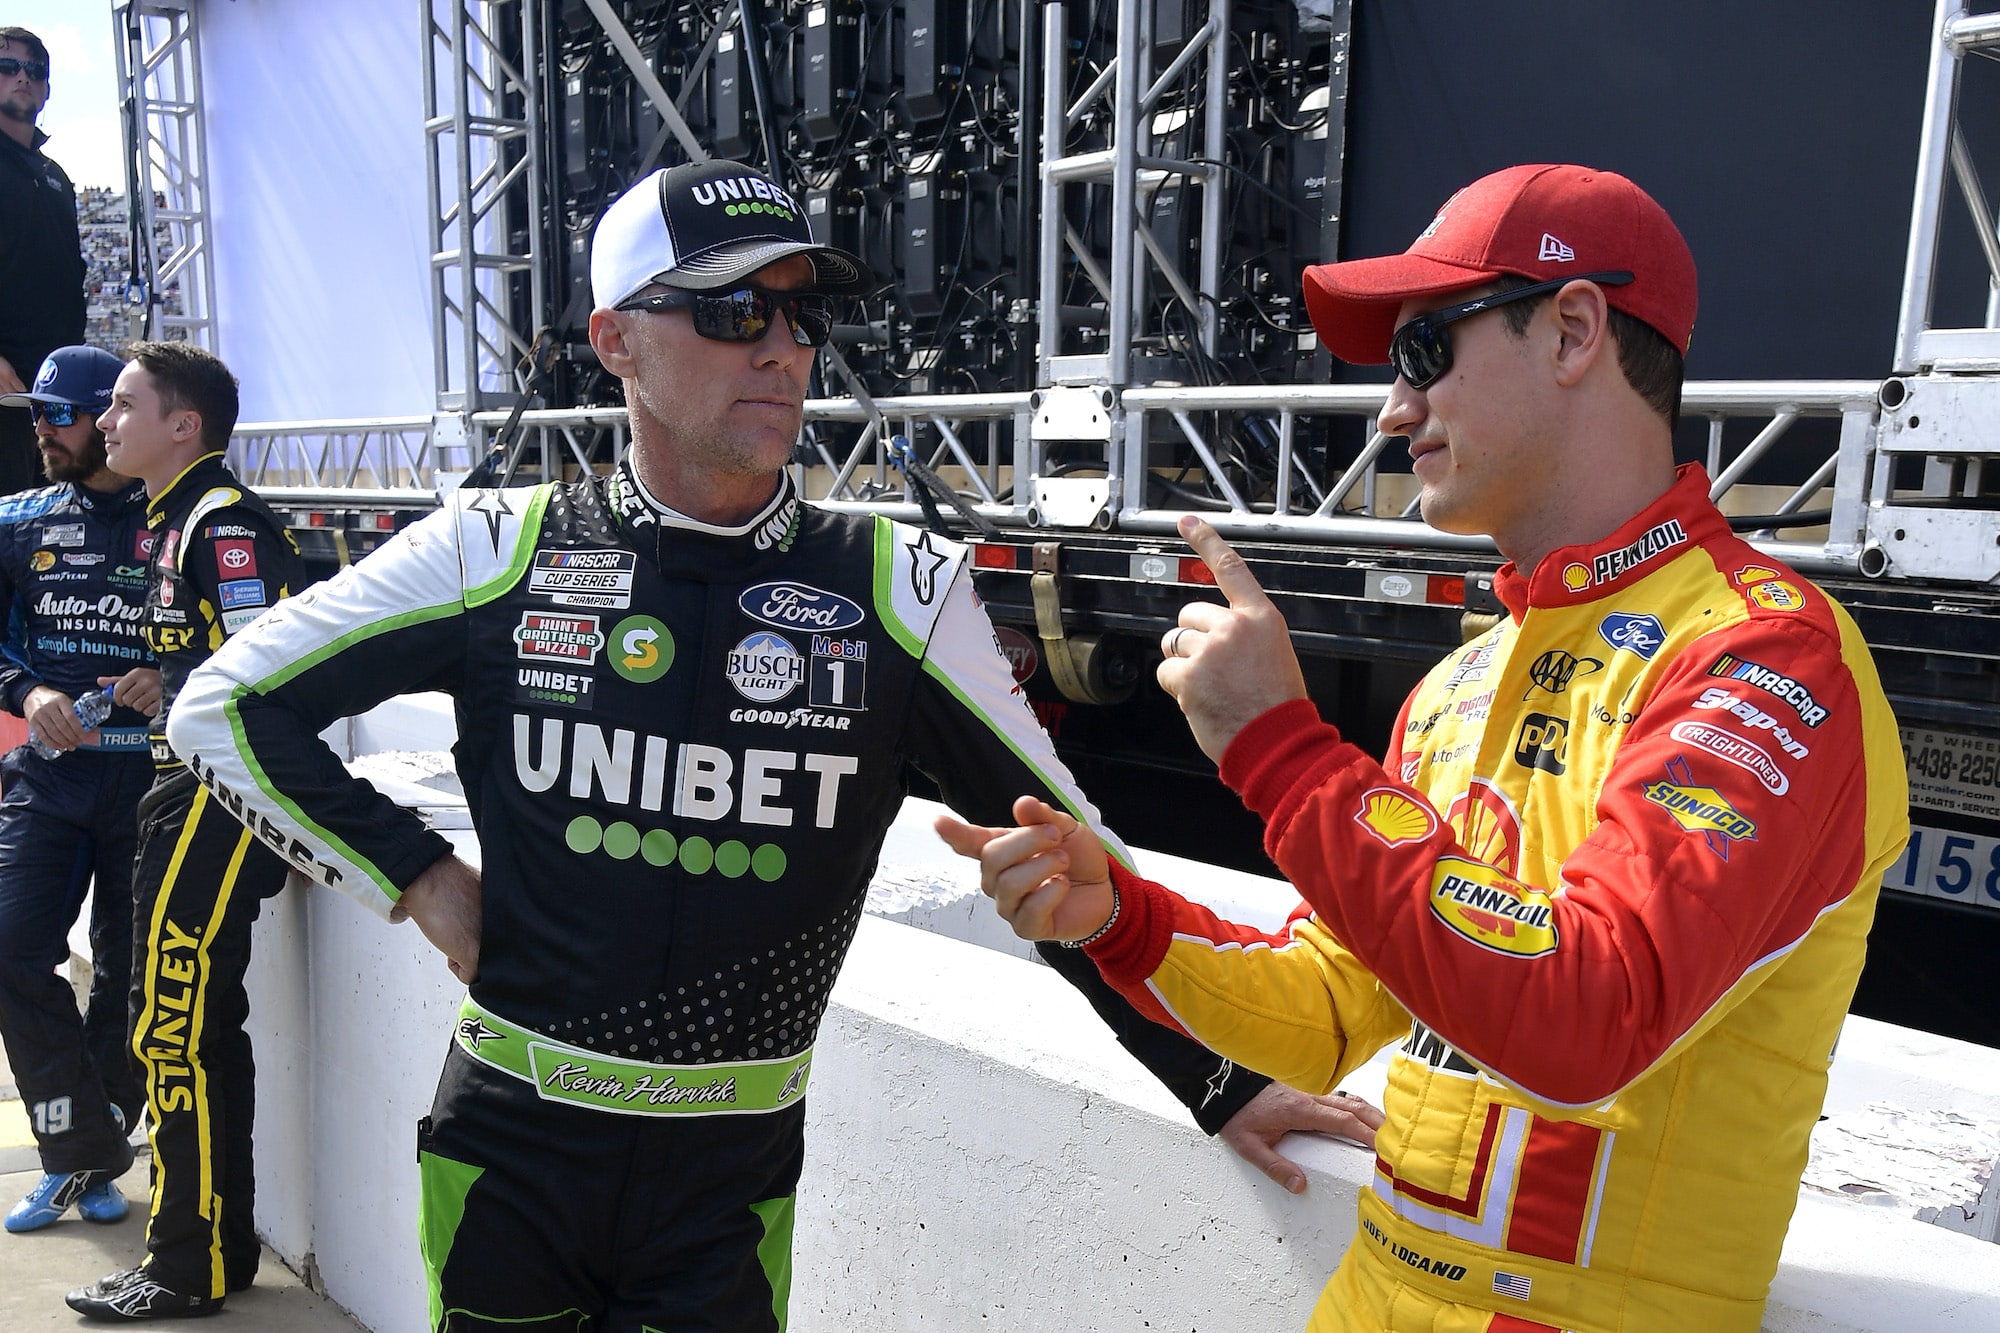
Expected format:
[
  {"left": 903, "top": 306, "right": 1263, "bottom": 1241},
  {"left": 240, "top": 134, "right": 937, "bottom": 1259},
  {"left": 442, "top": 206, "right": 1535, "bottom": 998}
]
[
  {"left": 1354, "top": 788, "right": 1438, "bottom": 849},
  {"left": 1428, "top": 858, "right": 1559, "bottom": 958},
  {"left": 1732, "top": 565, "right": 1807, "bottom": 612}
]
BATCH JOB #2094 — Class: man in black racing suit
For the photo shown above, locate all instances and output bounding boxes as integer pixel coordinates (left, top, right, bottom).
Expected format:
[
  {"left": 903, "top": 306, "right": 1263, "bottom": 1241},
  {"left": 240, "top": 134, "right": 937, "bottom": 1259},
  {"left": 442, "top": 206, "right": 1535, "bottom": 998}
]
[
  {"left": 66, "top": 341, "right": 303, "bottom": 1322},
  {"left": 163, "top": 161, "right": 1366, "bottom": 1332}
]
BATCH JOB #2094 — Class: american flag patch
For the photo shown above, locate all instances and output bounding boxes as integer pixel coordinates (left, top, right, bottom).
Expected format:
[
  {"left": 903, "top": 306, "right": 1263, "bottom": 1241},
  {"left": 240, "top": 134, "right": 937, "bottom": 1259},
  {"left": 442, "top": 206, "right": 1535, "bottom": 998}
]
[{"left": 1492, "top": 1270, "right": 1533, "bottom": 1301}]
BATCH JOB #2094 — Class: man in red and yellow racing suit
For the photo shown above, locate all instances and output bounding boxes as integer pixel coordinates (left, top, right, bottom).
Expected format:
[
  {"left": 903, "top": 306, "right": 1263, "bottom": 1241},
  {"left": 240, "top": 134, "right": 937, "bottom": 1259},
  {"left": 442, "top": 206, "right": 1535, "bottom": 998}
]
[{"left": 941, "top": 164, "right": 1908, "bottom": 1333}]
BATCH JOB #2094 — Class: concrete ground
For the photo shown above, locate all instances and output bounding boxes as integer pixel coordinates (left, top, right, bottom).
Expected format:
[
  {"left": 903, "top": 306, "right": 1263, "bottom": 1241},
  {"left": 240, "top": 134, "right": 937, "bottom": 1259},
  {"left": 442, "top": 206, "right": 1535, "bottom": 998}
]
[{"left": 0, "top": 970, "right": 366, "bottom": 1331}]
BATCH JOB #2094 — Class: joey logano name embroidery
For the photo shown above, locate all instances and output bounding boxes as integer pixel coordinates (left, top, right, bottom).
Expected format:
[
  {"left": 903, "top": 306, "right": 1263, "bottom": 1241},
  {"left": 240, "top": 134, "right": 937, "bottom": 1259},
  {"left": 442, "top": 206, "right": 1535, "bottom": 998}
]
[{"left": 512, "top": 715, "right": 859, "bottom": 828}]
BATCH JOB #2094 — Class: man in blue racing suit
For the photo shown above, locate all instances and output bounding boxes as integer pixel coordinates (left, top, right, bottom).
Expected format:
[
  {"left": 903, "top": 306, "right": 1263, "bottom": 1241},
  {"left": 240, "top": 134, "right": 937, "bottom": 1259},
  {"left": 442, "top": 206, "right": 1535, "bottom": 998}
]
[
  {"left": 0, "top": 345, "right": 158, "bottom": 1232},
  {"left": 164, "top": 160, "right": 1372, "bottom": 1331}
]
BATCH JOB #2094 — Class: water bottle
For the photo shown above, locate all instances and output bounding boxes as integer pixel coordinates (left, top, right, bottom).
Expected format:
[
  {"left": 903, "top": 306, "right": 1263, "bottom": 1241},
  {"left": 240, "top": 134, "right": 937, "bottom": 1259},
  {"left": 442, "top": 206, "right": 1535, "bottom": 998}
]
[{"left": 29, "top": 687, "right": 117, "bottom": 759}]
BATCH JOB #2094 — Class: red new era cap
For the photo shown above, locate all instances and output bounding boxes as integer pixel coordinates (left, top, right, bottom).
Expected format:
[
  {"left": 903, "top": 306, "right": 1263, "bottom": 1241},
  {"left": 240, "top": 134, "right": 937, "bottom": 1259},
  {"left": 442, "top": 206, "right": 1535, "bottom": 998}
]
[{"left": 1302, "top": 164, "right": 1697, "bottom": 365}]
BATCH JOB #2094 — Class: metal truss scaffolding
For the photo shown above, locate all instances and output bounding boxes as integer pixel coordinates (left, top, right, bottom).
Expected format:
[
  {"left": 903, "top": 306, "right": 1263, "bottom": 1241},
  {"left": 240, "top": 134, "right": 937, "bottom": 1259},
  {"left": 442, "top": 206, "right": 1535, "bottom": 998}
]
[
  {"left": 1868, "top": 0, "right": 2000, "bottom": 582},
  {"left": 424, "top": 1, "right": 547, "bottom": 416},
  {"left": 111, "top": 0, "right": 219, "bottom": 348}
]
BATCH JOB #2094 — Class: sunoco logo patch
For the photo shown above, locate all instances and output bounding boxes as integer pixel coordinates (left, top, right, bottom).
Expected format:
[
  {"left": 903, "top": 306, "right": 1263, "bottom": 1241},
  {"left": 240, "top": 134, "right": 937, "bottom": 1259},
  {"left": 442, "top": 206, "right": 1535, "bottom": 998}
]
[
  {"left": 1644, "top": 755, "right": 1756, "bottom": 859},
  {"left": 1428, "top": 858, "right": 1558, "bottom": 958}
]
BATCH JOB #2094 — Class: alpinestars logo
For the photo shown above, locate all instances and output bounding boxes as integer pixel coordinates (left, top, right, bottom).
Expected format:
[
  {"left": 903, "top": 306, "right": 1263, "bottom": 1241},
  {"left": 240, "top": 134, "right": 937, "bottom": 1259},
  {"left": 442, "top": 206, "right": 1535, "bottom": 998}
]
[
  {"left": 457, "top": 1016, "right": 504, "bottom": 1048},
  {"left": 1539, "top": 233, "right": 1575, "bottom": 262},
  {"left": 906, "top": 531, "right": 949, "bottom": 604}
]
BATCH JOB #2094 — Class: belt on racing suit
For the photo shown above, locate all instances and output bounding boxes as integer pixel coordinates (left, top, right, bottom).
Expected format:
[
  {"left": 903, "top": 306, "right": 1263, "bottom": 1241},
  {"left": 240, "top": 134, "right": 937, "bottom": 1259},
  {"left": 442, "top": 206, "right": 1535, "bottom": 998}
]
[{"left": 452, "top": 995, "right": 813, "bottom": 1118}]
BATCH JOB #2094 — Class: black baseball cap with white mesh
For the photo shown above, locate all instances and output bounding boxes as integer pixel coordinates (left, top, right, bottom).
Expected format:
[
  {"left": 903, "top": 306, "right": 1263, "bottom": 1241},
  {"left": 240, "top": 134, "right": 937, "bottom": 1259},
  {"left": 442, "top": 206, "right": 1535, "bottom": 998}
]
[{"left": 590, "top": 161, "right": 872, "bottom": 309}]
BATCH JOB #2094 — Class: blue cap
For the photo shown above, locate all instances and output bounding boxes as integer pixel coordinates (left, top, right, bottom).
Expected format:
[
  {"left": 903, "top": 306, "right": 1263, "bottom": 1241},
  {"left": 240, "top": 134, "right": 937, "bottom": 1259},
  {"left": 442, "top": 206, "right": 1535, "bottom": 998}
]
[{"left": 0, "top": 346, "right": 125, "bottom": 413}]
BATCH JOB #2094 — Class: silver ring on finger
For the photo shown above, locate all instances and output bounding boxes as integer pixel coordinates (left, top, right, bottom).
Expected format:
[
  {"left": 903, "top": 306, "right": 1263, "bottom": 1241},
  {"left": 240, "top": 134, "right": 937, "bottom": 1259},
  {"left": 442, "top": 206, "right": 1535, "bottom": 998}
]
[{"left": 1167, "top": 627, "right": 1188, "bottom": 658}]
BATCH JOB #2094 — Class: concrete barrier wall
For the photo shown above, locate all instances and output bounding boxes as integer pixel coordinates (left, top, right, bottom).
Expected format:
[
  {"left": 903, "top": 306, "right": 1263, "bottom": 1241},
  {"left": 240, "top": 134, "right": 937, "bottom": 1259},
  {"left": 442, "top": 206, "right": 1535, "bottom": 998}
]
[{"left": 233, "top": 696, "right": 2000, "bottom": 1332}]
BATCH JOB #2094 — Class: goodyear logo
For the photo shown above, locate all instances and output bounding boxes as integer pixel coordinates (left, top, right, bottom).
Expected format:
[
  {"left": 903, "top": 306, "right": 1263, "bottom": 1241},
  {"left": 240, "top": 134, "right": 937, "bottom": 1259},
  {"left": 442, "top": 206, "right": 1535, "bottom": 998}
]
[
  {"left": 1354, "top": 788, "right": 1438, "bottom": 849},
  {"left": 1428, "top": 858, "right": 1559, "bottom": 958},
  {"left": 1644, "top": 756, "right": 1756, "bottom": 858}
]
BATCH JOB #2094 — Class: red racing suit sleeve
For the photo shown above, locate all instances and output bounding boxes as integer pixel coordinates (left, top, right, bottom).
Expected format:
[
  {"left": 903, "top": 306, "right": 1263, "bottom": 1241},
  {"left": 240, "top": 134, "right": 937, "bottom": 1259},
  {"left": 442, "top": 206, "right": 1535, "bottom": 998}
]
[{"left": 1088, "top": 606, "right": 1907, "bottom": 1112}]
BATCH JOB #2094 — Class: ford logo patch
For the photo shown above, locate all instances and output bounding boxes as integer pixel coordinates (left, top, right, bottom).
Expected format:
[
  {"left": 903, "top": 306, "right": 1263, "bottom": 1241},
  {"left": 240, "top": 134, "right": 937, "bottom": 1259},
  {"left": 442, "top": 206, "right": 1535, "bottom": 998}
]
[
  {"left": 739, "top": 581, "right": 865, "bottom": 632},
  {"left": 1597, "top": 611, "right": 1666, "bottom": 661}
]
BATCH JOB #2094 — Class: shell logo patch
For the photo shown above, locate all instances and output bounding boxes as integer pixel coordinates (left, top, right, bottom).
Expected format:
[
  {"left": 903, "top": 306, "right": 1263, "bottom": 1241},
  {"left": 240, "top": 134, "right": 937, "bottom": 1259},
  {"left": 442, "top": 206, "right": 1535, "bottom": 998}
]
[
  {"left": 1355, "top": 787, "right": 1439, "bottom": 848},
  {"left": 1429, "top": 857, "right": 1559, "bottom": 958},
  {"left": 1562, "top": 563, "right": 1591, "bottom": 592}
]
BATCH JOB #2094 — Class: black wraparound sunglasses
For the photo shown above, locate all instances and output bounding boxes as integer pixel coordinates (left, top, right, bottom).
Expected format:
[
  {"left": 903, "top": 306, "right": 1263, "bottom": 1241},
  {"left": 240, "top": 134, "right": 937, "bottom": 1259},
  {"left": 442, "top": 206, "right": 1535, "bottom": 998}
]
[
  {"left": 617, "top": 285, "right": 836, "bottom": 348},
  {"left": 0, "top": 57, "right": 50, "bottom": 82},
  {"left": 1388, "top": 271, "right": 1634, "bottom": 389}
]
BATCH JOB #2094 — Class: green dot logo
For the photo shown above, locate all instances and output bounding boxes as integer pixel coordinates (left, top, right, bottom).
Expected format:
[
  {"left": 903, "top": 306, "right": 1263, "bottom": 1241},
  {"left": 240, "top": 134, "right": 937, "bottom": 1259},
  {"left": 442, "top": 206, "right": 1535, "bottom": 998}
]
[
  {"left": 562, "top": 820, "right": 786, "bottom": 881},
  {"left": 602, "top": 821, "right": 641, "bottom": 860},
  {"left": 641, "top": 829, "right": 678, "bottom": 866},
  {"left": 566, "top": 815, "right": 602, "bottom": 853},
  {"left": 715, "top": 840, "right": 751, "bottom": 878},
  {"left": 726, "top": 203, "right": 742, "bottom": 216},
  {"left": 609, "top": 615, "right": 674, "bottom": 683}
]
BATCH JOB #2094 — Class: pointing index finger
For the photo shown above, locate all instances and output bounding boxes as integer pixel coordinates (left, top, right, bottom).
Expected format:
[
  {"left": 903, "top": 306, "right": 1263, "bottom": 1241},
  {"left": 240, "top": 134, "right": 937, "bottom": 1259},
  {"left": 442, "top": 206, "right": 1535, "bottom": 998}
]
[{"left": 1177, "top": 514, "right": 1273, "bottom": 611}]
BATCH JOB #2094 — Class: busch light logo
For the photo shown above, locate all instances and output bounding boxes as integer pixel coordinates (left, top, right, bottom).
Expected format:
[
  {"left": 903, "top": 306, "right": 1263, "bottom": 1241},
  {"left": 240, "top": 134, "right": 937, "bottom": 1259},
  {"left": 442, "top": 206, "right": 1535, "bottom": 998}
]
[
  {"left": 726, "top": 632, "right": 805, "bottom": 702},
  {"left": 739, "top": 581, "right": 864, "bottom": 632},
  {"left": 1597, "top": 611, "right": 1666, "bottom": 661}
]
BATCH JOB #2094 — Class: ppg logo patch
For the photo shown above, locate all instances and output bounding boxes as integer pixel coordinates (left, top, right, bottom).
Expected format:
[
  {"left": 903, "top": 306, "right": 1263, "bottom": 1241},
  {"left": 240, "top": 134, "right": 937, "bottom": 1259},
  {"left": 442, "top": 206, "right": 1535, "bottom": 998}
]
[
  {"left": 1598, "top": 612, "right": 1666, "bottom": 661},
  {"left": 1513, "top": 713, "right": 1569, "bottom": 775}
]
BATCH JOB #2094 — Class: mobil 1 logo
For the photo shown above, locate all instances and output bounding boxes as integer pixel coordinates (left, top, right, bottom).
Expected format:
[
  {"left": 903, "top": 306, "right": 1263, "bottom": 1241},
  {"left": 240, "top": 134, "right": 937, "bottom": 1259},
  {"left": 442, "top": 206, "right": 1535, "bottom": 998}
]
[{"left": 810, "top": 635, "right": 868, "bottom": 711}]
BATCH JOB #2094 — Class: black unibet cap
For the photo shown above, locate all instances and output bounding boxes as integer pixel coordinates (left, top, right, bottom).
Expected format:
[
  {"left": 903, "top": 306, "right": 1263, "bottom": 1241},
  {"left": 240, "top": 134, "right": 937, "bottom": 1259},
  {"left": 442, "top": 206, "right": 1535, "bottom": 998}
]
[{"left": 590, "top": 161, "right": 872, "bottom": 308}]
